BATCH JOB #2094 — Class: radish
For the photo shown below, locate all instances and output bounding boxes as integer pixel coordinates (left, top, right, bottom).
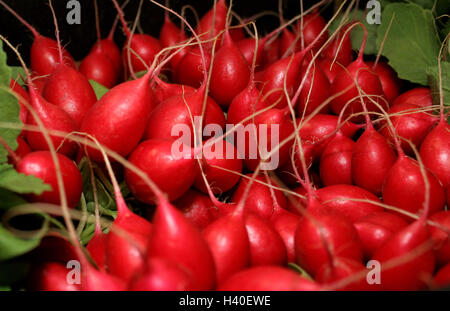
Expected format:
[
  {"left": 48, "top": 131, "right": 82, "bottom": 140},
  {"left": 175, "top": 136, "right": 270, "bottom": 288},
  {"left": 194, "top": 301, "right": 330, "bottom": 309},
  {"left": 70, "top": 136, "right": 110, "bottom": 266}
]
[
  {"left": 262, "top": 36, "right": 280, "bottom": 67},
  {"left": 433, "top": 263, "right": 450, "bottom": 289},
  {"left": 367, "top": 61, "right": 401, "bottom": 104},
  {"left": 10, "top": 137, "right": 31, "bottom": 163},
  {"left": 429, "top": 211, "right": 450, "bottom": 266},
  {"left": 231, "top": 174, "right": 288, "bottom": 220},
  {"left": 152, "top": 77, "right": 196, "bottom": 105},
  {"left": 29, "top": 262, "right": 80, "bottom": 291},
  {"left": 245, "top": 213, "right": 287, "bottom": 266},
  {"left": 315, "top": 257, "right": 369, "bottom": 291},
  {"left": 354, "top": 211, "right": 409, "bottom": 259},
  {"left": 318, "top": 57, "right": 342, "bottom": 83},
  {"left": 80, "top": 70, "right": 154, "bottom": 162},
  {"left": 17, "top": 151, "right": 82, "bottom": 209},
  {"left": 173, "top": 189, "right": 219, "bottom": 230},
  {"left": 111, "top": 0, "right": 162, "bottom": 77},
  {"left": 271, "top": 209, "right": 301, "bottom": 263},
  {"left": 295, "top": 10, "right": 328, "bottom": 52},
  {"left": 321, "top": 23, "right": 353, "bottom": 68},
  {"left": 148, "top": 197, "right": 216, "bottom": 290},
  {"left": 9, "top": 78, "right": 29, "bottom": 134},
  {"left": 393, "top": 87, "right": 433, "bottom": 107},
  {"left": 125, "top": 139, "right": 197, "bottom": 203},
  {"left": 218, "top": 266, "right": 321, "bottom": 291},
  {"left": 236, "top": 37, "right": 265, "bottom": 68},
  {"left": 193, "top": 139, "right": 242, "bottom": 194},
  {"left": 174, "top": 46, "right": 212, "bottom": 88},
  {"left": 195, "top": 0, "right": 228, "bottom": 45},
  {"left": 319, "top": 132, "right": 355, "bottom": 186},
  {"left": 29, "top": 234, "right": 78, "bottom": 264},
  {"left": 129, "top": 257, "right": 195, "bottom": 291},
  {"left": 316, "top": 184, "right": 383, "bottom": 223},
  {"left": 0, "top": 1, "right": 76, "bottom": 76}
]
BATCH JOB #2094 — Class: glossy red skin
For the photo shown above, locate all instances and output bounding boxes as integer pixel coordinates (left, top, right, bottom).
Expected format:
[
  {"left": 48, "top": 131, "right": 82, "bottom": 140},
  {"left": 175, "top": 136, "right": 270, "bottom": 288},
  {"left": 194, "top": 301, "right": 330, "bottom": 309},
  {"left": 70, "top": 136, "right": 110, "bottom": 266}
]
[
  {"left": 367, "top": 61, "right": 401, "bottom": 104},
  {"left": 195, "top": 0, "right": 227, "bottom": 44},
  {"left": 106, "top": 209, "right": 152, "bottom": 283},
  {"left": 203, "top": 212, "right": 250, "bottom": 285},
  {"left": 25, "top": 87, "right": 78, "bottom": 156},
  {"left": 296, "top": 60, "right": 331, "bottom": 116},
  {"left": 236, "top": 38, "right": 265, "bottom": 68},
  {"left": 229, "top": 27, "right": 245, "bottom": 42},
  {"left": 298, "top": 114, "right": 359, "bottom": 157},
  {"left": 315, "top": 257, "right": 369, "bottom": 291},
  {"left": 175, "top": 47, "right": 212, "bottom": 88},
  {"left": 318, "top": 58, "right": 344, "bottom": 83},
  {"left": 80, "top": 74, "right": 154, "bottom": 162},
  {"left": 316, "top": 184, "right": 383, "bottom": 223},
  {"left": 295, "top": 12, "right": 328, "bottom": 52},
  {"left": 245, "top": 213, "right": 287, "bottom": 266},
  {"left": 129, "top": 257, "right": 195, "bottom": 291},
  {"left": 31, "top": 35, "right": 76, "bottom": 77},
  {"left": 262, "top": 37, "right": 280, "bottom": 67},
  {"left": 231, "top": 174, "right": 288, "bottom": 220},
  {"left": 243, "top": 108, "right": 294, "bottom": 171},
  {"left": 43, "top": 64, "right": 97, "bottom": 126},
  {"left": 321, "top": 24, "right": 353, "bottom": 67},
  {"left": 383, "top": 156, "right": 445, "bottom": 219},
  {"left": 86, "top": 230, "right": 106, "bottom": 270},
  {"left": 122, "top": 34, "right": 162, "bottom": 77},
  {"left": 320, "top": 132, "right": 355, "bottom": 186},
  {"left": 125, "top": 139, "right": 197, "bottom": 203},
  {"left": 144, "top": 89, "right": 225, "bottom": 146},
  {"left": 271, "top": 209, "right": 301, "bottom": 263},
  {"left": 81, "top": 266, "right": 126, "bottom": 291},
  {"left": 30, "top": 74, "right": 47, "bottom": 95},
  {"left": 149, "top": 200, "right": 216, "bottom": 290},
  {"left": 429, "top": 211, "right": 450, "bottom": 266},
  {"left": 218, "top": 266, "right": 321, "bottom": 291},
  {"left": 10, "top": 79, "right": 29, "bottom": 131},
  {"left": 227, "top": 82, "right": 269, "bottom": 126},
  {"left": 153, "top": 81, "right": 196, "bottom": 106},
  {"left": 392, "top": 87, "right": 433, "bottom": 108},
  {"left": 372, "top": 221, "right": 435, "bottom": 290},
  {"left": 380, "top": 103, "right": 438, "bottom": 155},
  {"left": 159, "top": 16, "right": 187, "bottom": 72},
  {"left": 29, "top": 234, "right": 78, "bottom": 264},
  {"left": 95, "top": 38, "right": 123, "bottom": 76},
  {"left": 29, "top": 262, "right": 80, "bottom": 291},
  {"left": 433, "top": 262, "right": 450, "bottom": 289},
  {"left": 17, "top": 151, "right": 82, "bottom": 208},
  {"left": 352, "top": 125, "right": 397, "bottom": 195},
  {"left": 330, "top": 59, "right": 386, "bottom": 123},
  {"left": 285, "top": 187, "right": 308, "bottom": 215},
  {"left": 209, "top": 32, "right": 251, "bottom": 107},
  {"left": 294, "top": 207, "right": 363, "bottom": 276},
  {"left": 79, "top": 49, "right": 119, "bottom": 88},
  {"left": 9, "top": 137, "right": 31, "bottom": 165},
  {"left": 173, "top": 189, "right": 218, "bottom": 230},
  {"left": 259, "top": 51, "right": 306, "bottom": 109},
  {"left": 194, "top": 139, "right": 243, "bottom": 194},
  {"left": 276, "top": 141, "right": 315, "bottom": 187},
  {"left": 279, "top": 28, "right": 298, "bottom": 57},
  {"left": 354, "top": 212, "right": 409, "bottom": 259},
  {"left": 420, "top": 121, "right": 450, "bottom": 188}
]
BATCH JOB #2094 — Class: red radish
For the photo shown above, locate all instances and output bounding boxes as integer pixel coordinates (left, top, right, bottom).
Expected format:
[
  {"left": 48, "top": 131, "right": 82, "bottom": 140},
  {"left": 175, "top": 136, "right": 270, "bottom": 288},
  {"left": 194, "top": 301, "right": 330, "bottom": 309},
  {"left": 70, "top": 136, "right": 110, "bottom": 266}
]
[
  {"left": 9, "top": 79, "right": 29, "bottom": 132},
  {"left": 193, "top": 139, "right": 242, "bottom": 194},
  {"left": 294, "top": 206, "right": 364, "bottom": 276},
  {"left": 429, "top": 211, "right": 450, "bottom": 266},
  {"left": 29, "top": 234, "right": 77, "bottom": 264},
  {"left": 80, "top": 71, "right": 154, "bottom": 162},
  {"left": 354, "top": 211, "right": 409, "bottom": 259},
  {"left": 419, "top": 121, "right": 450, "bottom": 188},
  {"left": 271, "top": 209, "right": 301, "bottom": 262},
  {"left": 245, "top": 213, "right": 287, "bottom": 266},
  {"left": 319, "top": 132, "right": 355, "bottom": 186},
  {"left": 152, "top": 77, "right": 196, "bottom": 105},
  {"left": 231, "top": 174, "right": 288, "bottom": 220},
  {"left": 393, "top": 87, "right": 433, "bottom": 107},
  {"left": 286, "top": 186, "right": 308, "bottom": 215},
  {"left": 195, "top": 0, "right": 228, "bottom": 44},
  {"left": 236, "top": 37, "right": 265, "bottom": 68},
  {"left": 159, "top": 9, "right": 187, "bottom": 72},
  {"left": 276, "top": 141, "right": 315, "bottom": 187},
  {"left": 368, "top": 61, "right": 401, "bottom": 104},
  {"left": 148, "top": 197, "right": 216, "bottom": 290},
  {"left": 209, "top": 31, "right": 251, "bottom": 107},
  {"left": 173, "top": 189, "right": 218, "bottom": 230},
  {"left": 296, "top": 59, "right": 331, "bottom": 116},
  {"left": 321, "top": 23, "right": 353, "bottom": 67},
  {"left": 329, "top": 24, "right": 385, "bottom": 123},
  {"left": 295, "top": 10, "right": 328, "bottom": 52},
  {"left": 111, "top": 0, "right": 162, "bottom": 77},
  {"left": 262, "top": 36, "right": 280, "bottom": 67},
  {"left": 352, "top": 122, "right": 396, "bottom": 195},
  {"left": 202, "top": 204, "right": 250, "bottom": 285},
  {"left": 81, "top": 265, "right": 126, "bottom": 291},
  {"left": 8, "top": 137, "right": 31, "bottom": 165},
  {"left": 229, "top": 27, "right": 245, "bottom": 42},
  {"left": 379, "top": 102, "right": 438, "bottom": 155},
  {"left": 17, "top": 151, "right": 82, "bottom": 209},
  {"left": 279, "top": 27, "right": 298, "bottom": 57},
  {"left": 433, "top": 262, "right": 450, "bottom": 288},
  {"left": 174, "top": 46, "right": 212, "bottom": 88},
  {"left": 86, "top": 227, "right": 107, "bottom": 270},
  {"left": 29, "top": 262, "right": 80, "bottom": 291},
  {"left": 318, "top": 57, "right": 343, "bottom": 83},
  {"left": 316, "top": 184, "right": 383, "bottom": 223},
  {"left": 315, "top": 257, "right": 369, "bottom": 291},
  {"left": 382, "top": 155, "right": 445, "bottom": 219},
  {"left": 125, "top": 139, "right": 197, "bottom": 203},
  {"left": 218, "top": 266, "right": 321, "bottom": 291},
  {"left": 129, "top": 257, "right": 195, "bottom": 291}
]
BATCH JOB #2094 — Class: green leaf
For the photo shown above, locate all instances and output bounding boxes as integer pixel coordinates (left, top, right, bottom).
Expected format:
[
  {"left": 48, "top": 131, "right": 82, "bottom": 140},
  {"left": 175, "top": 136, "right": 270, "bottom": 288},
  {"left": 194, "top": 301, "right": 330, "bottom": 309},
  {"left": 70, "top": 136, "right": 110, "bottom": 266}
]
[
  {"left": 0, "top": 41, "right": 11, "bottom": 86},
  {"left": 9, "top": 66, "right": 26, "bottom": 84},
  {"left": 0, "top": 164, "right": 51, "bottom": 194},
  {"left": 0, "top": 188, "right": 27, "bottom": 210},
  {"left": 0, "top": 224, "right": 42, "bottom": 262},
  {"left": 89, "top": 80, "right": 109, "bottom": 100},
  {"left": 0, "top": 286, "right": 11, "bottom": 291},
  {"left": 405, "top": 0, "right": 434, "bottom": 9},
  {"left": 427, "top": 61, "right": 450, "bottom": 112},
  {"left": 0, "top": 261, "right": 30, "bottom": 285},
  {"left": 376, "top": 3, "right": 441, "bottom": 85}
]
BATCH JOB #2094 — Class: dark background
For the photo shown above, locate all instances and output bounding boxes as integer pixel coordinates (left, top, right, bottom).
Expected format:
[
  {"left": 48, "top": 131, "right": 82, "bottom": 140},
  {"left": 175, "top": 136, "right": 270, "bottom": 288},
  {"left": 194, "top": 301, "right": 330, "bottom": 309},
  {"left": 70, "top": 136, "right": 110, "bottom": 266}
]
[{"left": 0, "top": 0, "right": 336, "bottom": 64}]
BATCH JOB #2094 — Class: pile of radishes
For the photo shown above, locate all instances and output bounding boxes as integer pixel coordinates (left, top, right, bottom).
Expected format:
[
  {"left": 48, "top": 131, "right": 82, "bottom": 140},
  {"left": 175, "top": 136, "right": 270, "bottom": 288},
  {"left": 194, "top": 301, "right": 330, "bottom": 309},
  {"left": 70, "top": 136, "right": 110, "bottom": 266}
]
[{"left": 1, "top": 0, "right": 450, "bottom": 291}]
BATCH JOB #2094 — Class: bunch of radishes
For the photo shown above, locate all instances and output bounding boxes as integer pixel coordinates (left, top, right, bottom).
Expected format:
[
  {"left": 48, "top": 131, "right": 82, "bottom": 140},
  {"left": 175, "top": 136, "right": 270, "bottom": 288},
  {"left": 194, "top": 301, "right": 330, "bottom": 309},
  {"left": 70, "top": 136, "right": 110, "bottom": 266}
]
[{"left": 1, "top": 0, "right": 450, "bottom": 291}]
